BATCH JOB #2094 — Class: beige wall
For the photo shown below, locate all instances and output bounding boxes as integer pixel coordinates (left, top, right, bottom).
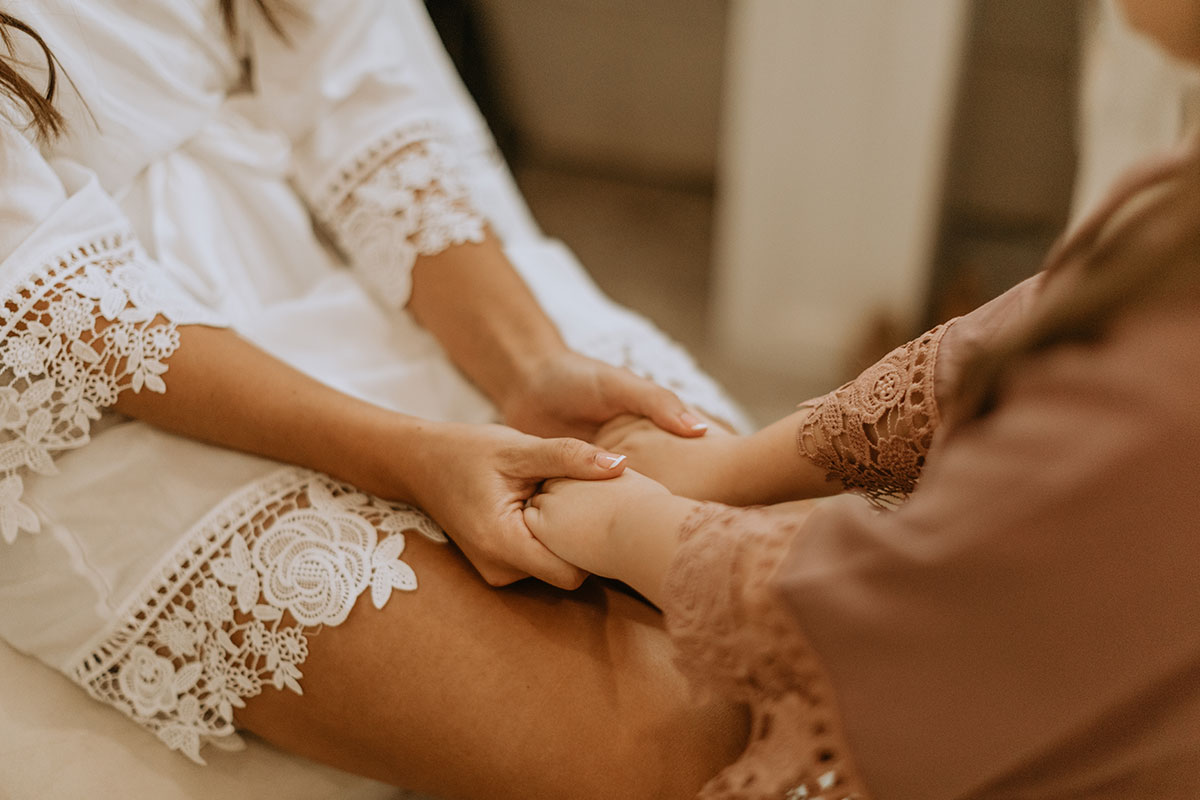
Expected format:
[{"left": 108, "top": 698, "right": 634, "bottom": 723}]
[
  {"left": 711, "top": 0, "right": 970, "bottom": 388},
  {"left": 473, "top": 0, "right": 727, "bottom": 183},
  {"left": 1073, "top": 0, "right": 1200, "bottom": 218}
]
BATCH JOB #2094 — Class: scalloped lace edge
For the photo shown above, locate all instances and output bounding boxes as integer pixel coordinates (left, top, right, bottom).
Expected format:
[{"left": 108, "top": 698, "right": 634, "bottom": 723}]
[
  {"left": 797, "top": 323, "right": 953, "bottom": 508},
  {"left": 663, "top": 503, "right": 872, "bottom": 800},
  {"left": 0, "top": 229, "right": 221, "bottom": 544},
  {"left": 69, "top": 466, "right": 447, "bottom": 764},
  {"left": 314, "top": 122, "right": 487, "bottom": 309}
]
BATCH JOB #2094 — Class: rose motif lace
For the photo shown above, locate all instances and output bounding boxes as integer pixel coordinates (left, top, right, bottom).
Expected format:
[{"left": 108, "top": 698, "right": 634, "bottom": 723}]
[
  {"left": 797, "top": 323, "right": 953, "bottom": 507},
  {"left": 0, "top": 231, "right": 219, "bottom": 544},
  {"left": 663, "top": 504, "right": 870, "bottom": 800},
  {"left": 72, "top": 467, "right": 447, "bottom": 764},
  {"left": 316, "top": 122, "right": 487, "bottom": 309}
]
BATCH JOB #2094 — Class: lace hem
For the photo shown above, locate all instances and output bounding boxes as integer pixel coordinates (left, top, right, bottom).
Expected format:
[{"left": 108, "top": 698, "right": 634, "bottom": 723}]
[
  {"left": 572, "top": 325, "right": 752, "bottom": 433},
  {"left": 315, "top": 122, "right": 488, "bottom": 309},
  {"left": 663, "top": 504, "right": 870, "bottom": 800},
  {"left": 0, "top": 230, "right": 221, "bottom": 544},
  {"left": 797, "top": 323, "right": 953, "bottom": 507},
  {"left": 70, "top": 466, "right": 447, "bottom": 764}
]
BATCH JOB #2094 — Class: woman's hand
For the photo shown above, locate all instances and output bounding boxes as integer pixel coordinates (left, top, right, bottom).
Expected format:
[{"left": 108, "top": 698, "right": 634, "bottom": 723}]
[
  {"left": 523, "top": 469, "right": 672, "bottom": 578},
  {"left": 591, "top": 414, "right": 743, "bottom": 502},
  {"left": 500, "top": 350, "right": 711, "bottom": 441},
  {"left": 386, "top": 421, "right": 631, "bottom": 589},
  {"left": 405, "top": 235, "right": 710, "bottom": 442}
]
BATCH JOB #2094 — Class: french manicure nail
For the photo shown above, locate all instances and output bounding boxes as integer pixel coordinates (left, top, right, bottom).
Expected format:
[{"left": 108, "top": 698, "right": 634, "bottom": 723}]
[
  {"left": 595, "top": 453, "right": 627, "bottom": 470},
  {"left": 680, "top": 412, "right": 708, "bottom": 432}
]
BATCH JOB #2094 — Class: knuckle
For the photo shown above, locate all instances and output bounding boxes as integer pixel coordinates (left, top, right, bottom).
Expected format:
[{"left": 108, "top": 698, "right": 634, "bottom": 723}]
[
  {"left": 552, "top": 437, "right": 588, "bottom": 463},
  {"left": 496, "top": 443, "right": 526, "bottom": 464},
  {"left": 652, "top": 385, "right": 682, "bottom": 408}
]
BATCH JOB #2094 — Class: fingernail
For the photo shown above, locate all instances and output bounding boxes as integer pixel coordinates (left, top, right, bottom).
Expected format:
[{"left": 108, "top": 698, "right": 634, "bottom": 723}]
[
  {"left": 680, "top": 412, "right": 708, "bottom": 432},
  {"left": 595, "top": 453, "right": 626, "bottom": 470}
]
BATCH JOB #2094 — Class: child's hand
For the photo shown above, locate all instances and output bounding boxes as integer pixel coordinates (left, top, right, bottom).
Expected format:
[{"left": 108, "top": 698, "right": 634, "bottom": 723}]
[
  {"left": 523, "top": 470, "right": 670, "bottom": 577},
  {"left": 593, "top": 414, "right": 742, "bottom": 503}
]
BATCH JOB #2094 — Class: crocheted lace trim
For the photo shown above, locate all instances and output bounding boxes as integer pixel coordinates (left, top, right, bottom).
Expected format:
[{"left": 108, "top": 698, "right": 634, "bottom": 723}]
[
  {"left": 663, "top": 503, "right": 871, "bottom": 800},
  {"left": 71, "top": 466, "right": 447, "bottom": 764},
  {"left": 0, "top": 230, "right": 220, "bottom": 544},
  {"left": 797, "top": 323, "right": 953, "bottom": 507},
  {"left": 317, "top": 122, "right": 487, "bottom": 309}
]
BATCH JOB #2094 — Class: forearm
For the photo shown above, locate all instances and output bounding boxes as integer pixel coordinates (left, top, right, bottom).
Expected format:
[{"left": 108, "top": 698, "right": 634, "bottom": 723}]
[
  {"left": 714, "top": 410, "right": 842, "bottom": 505},
  {"left": 603, "top": 493, "right": 703, "bottom": 608},
  {"left": 113, "top": 323, "right": 421, "bottom": 502},
  {"left": 407, "top": 231, "right": 567, "bottom": 407}
]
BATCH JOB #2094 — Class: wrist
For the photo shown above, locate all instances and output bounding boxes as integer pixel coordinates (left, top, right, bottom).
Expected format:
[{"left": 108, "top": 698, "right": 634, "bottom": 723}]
[
  {"left": 717, "top": 410, "right": 839, "bottom": 505},
  {"left": 407, "top": 232, "right": 570, "bottom": 409},
  {"left": 606, "top": 492, "right": 701, "bottom": 604},
  {"left": 498, "top": 343, "right": 571, "bottom": 408},
  {"left": 348, "top": 413, "right": 447, "bottom": 505},
  {"left": 689, "top": 435, "right": 757, "bottom": 505},
  {"left": 718, "top": 431, "right": 784, "bottom": 505}
]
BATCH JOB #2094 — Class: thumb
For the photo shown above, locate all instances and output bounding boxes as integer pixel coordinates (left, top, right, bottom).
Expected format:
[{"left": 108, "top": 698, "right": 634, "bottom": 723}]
[
  {"left": 517, "top": 437, "right": 628, "bottom": 481},
  {"left": 609, "top": 372, "right": 708, "bottom": 438}
]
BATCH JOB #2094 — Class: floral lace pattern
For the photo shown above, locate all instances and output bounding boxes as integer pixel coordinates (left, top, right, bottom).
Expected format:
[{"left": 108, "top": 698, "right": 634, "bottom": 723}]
[
  {"left": 663, "top": 504, "right": 870, "bottom": 800},
  {"left": 0, "top": 231, "right": 220, "bottom": 543},
  {"left": 72, "top": 467, "right": 447, "bottom": 764},
  {"left": 797, "top": 323, "right": 954, "bottom": 507},
  {"left": 317, "top": 123, "right": 487, "bottom": 309}
]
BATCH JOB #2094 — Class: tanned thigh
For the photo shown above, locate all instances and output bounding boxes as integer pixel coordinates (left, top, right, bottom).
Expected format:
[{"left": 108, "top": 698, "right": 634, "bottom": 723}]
[{"left": 236, "top": 534, "right": 748, "bottom": 800}]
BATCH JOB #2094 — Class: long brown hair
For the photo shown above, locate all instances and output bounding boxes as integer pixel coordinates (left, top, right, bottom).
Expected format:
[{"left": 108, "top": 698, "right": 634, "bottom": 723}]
[
  {"left": 0, "top": 12, "right": 64, "bottom": 141},
  {"left": 219, "top": 0, "right": 298, "bottom": 40},
  {"left": 951, "top": 143, "right": 1200, "bottom": 423},
  {"left": 0, "top": 2, "right": 293, "bottom": 141}
]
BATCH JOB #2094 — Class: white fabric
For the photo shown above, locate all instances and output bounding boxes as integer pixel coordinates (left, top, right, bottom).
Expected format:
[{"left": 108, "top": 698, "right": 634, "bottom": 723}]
[
  {"left": 0, "top": 640, "right": 414, "bottom": 800},
  {"left": 0, "top": 0, "right": 746, "bottom": 774}
]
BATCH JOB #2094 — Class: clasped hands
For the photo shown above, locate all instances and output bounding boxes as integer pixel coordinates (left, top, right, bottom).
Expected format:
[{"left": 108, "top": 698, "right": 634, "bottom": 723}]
[{"left": 400, "top": 349, "right": 736, "bottom": 590}]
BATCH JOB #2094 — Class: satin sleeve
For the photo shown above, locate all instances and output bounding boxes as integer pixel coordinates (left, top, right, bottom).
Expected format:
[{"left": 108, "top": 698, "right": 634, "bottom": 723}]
[
  {"left": 242, "top": 0, "right": 488, "bottom": 309},
  {"left": 0, "top": 121, "right": 222, "bottom": 545},
  {"left": 664, "top": 298, "right": 1200, "bottom": 799}
]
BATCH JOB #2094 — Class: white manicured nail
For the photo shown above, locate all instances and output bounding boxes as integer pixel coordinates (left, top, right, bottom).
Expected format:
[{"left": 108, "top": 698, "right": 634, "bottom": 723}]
[{"left": 595, "top": 453, "right": 626, "bottom": 470}]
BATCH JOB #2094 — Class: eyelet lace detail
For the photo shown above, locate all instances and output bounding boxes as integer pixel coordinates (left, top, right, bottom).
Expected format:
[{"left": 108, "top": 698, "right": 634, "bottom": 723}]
[
  {"left": 663, "top": 504, "right": 871, "bottom": 800},
  {"left": 316, "top": 122, "right": 488, "bottom": 309},
  {"left": 71, "top": 467, "right": 447, "bottom": 764},
  {"left": 0, "top": 231, "right": 220, "bottom": 543},
  {"left": 572, "top": 326, "right": 752, "bottom": 433},
  {"left": 797, "top": 323, "right": 953, "bottom": 507}
]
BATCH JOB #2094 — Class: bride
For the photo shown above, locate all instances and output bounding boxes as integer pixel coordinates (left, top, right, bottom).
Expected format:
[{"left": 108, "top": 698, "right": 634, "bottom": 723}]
[{"left": 0, "top": 1, "right": 748, "bottom": 797}]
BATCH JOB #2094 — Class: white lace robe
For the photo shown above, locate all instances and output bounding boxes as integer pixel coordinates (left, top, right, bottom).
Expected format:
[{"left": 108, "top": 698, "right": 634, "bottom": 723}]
[{"left": 0, "top": 0, "right": 745, "bottom": 764}]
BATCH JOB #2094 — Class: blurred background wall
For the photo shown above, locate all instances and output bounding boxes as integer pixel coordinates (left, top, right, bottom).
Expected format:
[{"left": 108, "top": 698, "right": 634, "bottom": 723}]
[
  {"left": 712, "top": 0, "right": 969, "bottom": 400},
  {"left": 428, "top": 0, "right": 1200, "bottom": 424}
]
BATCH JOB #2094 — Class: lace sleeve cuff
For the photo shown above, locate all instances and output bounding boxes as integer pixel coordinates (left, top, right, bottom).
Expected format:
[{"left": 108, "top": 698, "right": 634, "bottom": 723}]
[
  {"left": 662, "top": 504, "right": 871, "bottom": 800},
  {"left": 0, "top": 231, "right": 220, "bottom": 544},
  {"left": 797, "top": 321, "right": 956, "bottom": 507},
  {"left": 309, "top": 122, "right": 488, "bottom": 309}
]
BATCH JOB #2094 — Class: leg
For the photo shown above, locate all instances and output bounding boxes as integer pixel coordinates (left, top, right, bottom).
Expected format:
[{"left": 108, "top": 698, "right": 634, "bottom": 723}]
[{"left": 237, "top": 533, "right": 749, "bottom": 800}]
